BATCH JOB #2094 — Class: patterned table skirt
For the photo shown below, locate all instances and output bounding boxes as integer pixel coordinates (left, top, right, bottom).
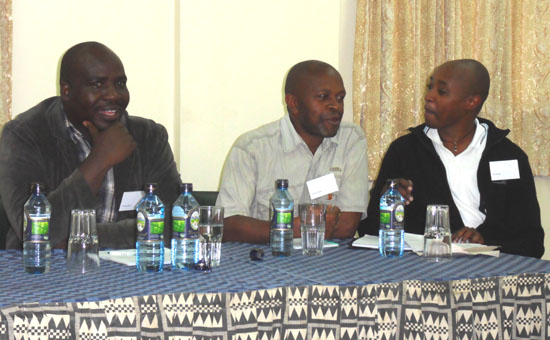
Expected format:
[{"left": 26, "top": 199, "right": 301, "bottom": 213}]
[{"left": 1, "top": 273, "right": 548, "bottom": 340}]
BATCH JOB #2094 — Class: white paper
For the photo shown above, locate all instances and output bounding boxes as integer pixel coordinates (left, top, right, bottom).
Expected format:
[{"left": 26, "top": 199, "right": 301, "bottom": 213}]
[
  {"left": 293, "top": 238, "right": 339, "bottom": 249},
  {"left": 99, "top": 248, "right": 171, "bottom": 266},
  {"left": 352, "top": 234, "right": 413, "bottom": 251},
  {"left": 119, "top": 191, "right": 145, "bottom": 211},
  {"left": 352, "top": 233, "right": 499, "bottom": 256},
  {"left": 489, "top": 160, "right": 520, "bottom": 181},
  {"left": 306, "top": 173, "right": 339, "bottom": 200}
]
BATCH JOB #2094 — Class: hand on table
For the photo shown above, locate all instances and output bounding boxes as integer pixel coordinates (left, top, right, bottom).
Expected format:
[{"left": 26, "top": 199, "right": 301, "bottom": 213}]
[
  {"left": 452, "top": 227, "right": 485, "bottom": 244},
  {"left": 324, "top": 205, "right": 341, "bottom": 239},
  {"left": 292, "top": 205, "right": 341, "bottom": 239}
]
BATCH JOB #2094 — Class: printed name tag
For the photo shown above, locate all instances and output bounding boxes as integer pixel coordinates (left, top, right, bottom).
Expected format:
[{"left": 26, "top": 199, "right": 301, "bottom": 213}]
[
  {"left": 119, "top": 191, "right": 145, "bottom": 211},
  {"left": 489, "top": 160, "right": 520, "bottom": 181},
  {"left": 306, "top": 173, "right": 339, "bottom": 200}
]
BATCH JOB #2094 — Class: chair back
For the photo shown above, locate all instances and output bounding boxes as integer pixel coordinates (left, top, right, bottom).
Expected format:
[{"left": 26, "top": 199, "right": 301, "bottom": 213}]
[
  {"left": 0, "top": 192, "right": 11, "bottom": 250},
  {"left": 192, "top": 191, "right": 219, "bottom": 207}
]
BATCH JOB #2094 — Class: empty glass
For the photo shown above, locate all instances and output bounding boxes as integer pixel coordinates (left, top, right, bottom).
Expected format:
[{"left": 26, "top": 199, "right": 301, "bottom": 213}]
[
  {"left": 187, "top": 206, "right": 224, "bottom": 272},
  {"left": 299, "top": 203, "right": 326, "bottom": 256},
  {"left": 67, "top": 209, "right": 100, "bottom": 273},
  {"left": 423, "top": 205, "right": 452, "bottom": 262}
]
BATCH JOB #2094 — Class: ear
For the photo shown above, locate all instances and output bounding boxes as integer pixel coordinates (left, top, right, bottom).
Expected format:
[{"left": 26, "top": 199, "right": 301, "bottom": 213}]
[
  {"left": 60, "top": 80, "right": 70, "bottom": 100},
  {"left": 464, "top": 94, "right": 481, "bottom": 111},
  {"left": 285, "top": 93, "right": 299, "bottom": 116}
]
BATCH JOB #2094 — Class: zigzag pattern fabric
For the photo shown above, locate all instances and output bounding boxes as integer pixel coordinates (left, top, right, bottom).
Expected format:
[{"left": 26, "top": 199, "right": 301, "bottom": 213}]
[{"left": 1, "top": 273, "right": 549, "bottom": 340}]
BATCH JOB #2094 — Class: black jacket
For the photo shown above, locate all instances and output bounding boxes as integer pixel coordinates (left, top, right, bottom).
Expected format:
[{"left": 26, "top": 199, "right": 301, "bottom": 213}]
[{"left": 358, "top": 118, "right": 544, "bottom": 258}]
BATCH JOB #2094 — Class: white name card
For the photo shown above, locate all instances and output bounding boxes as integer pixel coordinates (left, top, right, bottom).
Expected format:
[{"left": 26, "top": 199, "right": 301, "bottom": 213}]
[
  {"left": 119, "top": 191, "right": 145, "bottom": 211},
  {"left": 489, "top": 160, "right": 520, "bottom": 181},
  {"left": 306, "top": 173, "right": 339, "bottom": 200}
]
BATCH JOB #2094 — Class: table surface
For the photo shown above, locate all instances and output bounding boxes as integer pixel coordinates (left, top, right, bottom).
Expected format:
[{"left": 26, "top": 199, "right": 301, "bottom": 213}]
[{"left": 1, "top": 239, "right": 549, "bottom": 307}]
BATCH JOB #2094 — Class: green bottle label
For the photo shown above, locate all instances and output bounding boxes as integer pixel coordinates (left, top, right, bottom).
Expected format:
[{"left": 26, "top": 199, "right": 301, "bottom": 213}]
[
  {"left": 173, "top": 218, "right": 186, "bottom": 233},
  {"left": 137, "top": 212, "right": 164, "bottom": 240}
]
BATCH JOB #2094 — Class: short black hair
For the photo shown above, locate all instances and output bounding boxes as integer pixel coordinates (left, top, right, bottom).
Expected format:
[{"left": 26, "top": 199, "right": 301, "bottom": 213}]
[
  {"left": 284, "top": 60, "right": 338, "bottom": 95},
  {"left": 59, "top": 41, "right": 113, "bottom": 84}
]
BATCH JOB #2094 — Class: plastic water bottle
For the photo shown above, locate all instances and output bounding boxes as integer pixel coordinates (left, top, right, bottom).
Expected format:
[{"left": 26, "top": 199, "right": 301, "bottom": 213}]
[
  {"left": 379, "top": 179, "right": 405, "bottom": 257},
  {"left": 136, "top": 183, "right": 165, "bottom": 272},
  {"left": 171, "top": 183, "right": 200, "bottom": 270},
  {"left": 270, "top": 179, "right": 294, "bottom": 257},
  {"left": 23, "top": 182, "right": 51, "bottom": 274}
]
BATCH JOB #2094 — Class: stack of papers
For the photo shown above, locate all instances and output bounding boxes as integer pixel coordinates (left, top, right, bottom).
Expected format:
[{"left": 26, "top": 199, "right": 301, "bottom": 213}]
[
  {"left": 99, "top": 248, "right": 172, "bottom": 266},
  {"left": 293, "top": 239, "right": 339, "bottom": 249},
  {"left": 352, "top": 233, "right": 499, "bottom": 257}
]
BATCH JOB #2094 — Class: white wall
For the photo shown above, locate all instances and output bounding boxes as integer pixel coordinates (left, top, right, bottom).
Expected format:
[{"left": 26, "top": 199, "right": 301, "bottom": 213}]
[
  {"left": 12, "top": 1, "right": 549, "bottom": 259},
  {"left": 12, "top": 0, "right": 355, "bottom": 191},
  {"left": 179, "top": 1, "right": 347, "bottom": 189},
  {"left": 12, "top": 0, "right": 177, "bottom": 151}
]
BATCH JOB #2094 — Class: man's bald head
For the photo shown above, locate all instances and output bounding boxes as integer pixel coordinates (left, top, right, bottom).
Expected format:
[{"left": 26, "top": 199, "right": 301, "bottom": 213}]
[
  {"left": 437, "top": 59, "right": 490, "bottom": 111},
  {"left": 59, "top": 41, "right": 129, "bottom": 137},
  {"left": 60, "top": 42, "right": 123, "bottom": 85},
  {"left": 284, "top": 60, "right": 341, "bottom": 95}
]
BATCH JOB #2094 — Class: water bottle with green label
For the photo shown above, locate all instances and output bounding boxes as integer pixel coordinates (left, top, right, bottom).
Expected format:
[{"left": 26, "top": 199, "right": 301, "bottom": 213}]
[
  {"left": 136, "top": 183, "right": 165, "bottom": 272},
  {"left": 171, "top": 183, "right": 200, "bottom": 270},
  {"left": 379, "top": 179, "right": 405, "bottom": 257},
  {"left": 23, "top": 182, "right": 51, "bottom": 274},
  {"left": 269, "top": 179, "right": 294, "bottom": 257}
]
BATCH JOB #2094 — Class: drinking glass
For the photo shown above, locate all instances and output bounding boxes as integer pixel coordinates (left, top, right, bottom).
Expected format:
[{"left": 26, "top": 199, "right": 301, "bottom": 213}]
[
  {"left": 187, "top": 206, "right": 224, "bottom": 272},
  {"left": 423, "top": 205, "right": 452, "bottom": 262},
  {"left": 67, "top": 209, "right": 100, "bottom": 273},
  {"left": 299, "top": 203, "right": 326, "bottom": 256}
]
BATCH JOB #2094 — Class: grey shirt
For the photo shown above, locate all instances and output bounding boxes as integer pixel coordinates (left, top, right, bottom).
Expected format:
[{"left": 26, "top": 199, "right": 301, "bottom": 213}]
[{"left": 217, "top": 114, "right": 369, "bottom": 220}]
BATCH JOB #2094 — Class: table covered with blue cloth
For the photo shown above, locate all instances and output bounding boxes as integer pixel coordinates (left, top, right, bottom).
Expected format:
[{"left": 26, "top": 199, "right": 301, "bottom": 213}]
[{"left": 1, "top": 240, "right": 549, "bottom": 339}]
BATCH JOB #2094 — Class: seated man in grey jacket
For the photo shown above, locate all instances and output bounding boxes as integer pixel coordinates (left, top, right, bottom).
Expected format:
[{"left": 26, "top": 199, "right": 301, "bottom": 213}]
[{"left": 0, "top": 41, "right": 181, "bottom": 249}]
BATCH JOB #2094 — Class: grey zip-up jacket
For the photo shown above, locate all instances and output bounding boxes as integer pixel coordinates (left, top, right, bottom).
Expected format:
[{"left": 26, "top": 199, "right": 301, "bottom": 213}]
[{"left": 0, "top": 97, "right": 181, "bottom": 249}]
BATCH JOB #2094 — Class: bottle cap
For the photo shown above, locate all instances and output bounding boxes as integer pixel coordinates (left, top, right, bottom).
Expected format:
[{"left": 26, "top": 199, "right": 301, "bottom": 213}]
[
  {"left": 275, "top": 179, "right": 289, "bottom": 189},
  {"left": 180, "top": 183, "right": 193, "bottom": 193},
  {"left": 386, "top": 179, "right": 398, "bottom": 189},
  {"left": 144, "top": 183, "right": 158, "bottom": 193},
  {"left": 30, "top": 182, "right": 46, "bottom": 195},
  {"left": 250, "top": 248, "right": 265, "bottom": 261}
]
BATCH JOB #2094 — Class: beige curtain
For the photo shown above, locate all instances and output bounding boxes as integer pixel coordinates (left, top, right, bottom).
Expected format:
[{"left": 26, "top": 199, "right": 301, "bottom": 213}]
[
  {"left": 353, "top": 0, "right": 550, "bottom": 179},
  {"left": 0, "top": 0, "right": 12, "bottom": 130}
]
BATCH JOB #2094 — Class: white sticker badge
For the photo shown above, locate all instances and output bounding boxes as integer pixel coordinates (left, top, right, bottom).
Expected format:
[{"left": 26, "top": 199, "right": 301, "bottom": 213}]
[
  {"left": 489, "top": 160, "right": 520, "bottom": 181},
  {"left": 119, "top": 191, "right": 145, "bottom": 211},
  {"left": 306, "top": 173, "right": 339, "bottom": 200}
]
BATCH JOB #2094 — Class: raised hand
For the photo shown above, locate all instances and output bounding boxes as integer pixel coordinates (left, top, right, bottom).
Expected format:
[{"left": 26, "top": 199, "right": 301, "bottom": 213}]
[
  {"left": 79, "top": 121, "right": 136, "bottom": 195},
  {"left": 84, "top": 120, "right": 136, "bottom": 168}
]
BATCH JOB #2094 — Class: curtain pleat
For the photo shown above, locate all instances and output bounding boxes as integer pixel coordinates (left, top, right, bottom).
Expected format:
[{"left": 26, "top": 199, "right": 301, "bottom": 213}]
[{"left": 354, "top": 0, "right": 550, "bottom": 178}]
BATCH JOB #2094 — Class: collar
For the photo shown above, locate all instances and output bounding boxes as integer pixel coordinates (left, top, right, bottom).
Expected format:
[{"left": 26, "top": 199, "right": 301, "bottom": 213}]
[
  {"left": 410, "top": 117, "right": 509, "bottom": 151},
  {"left": 64, "top": 114, "right": 87, "bottom": 145},
  {"left": 280, "top": 114, "right": 340, "bottom": 153},
  {"left": 424, "top": 118, "right": 488, "bottom": 152}
]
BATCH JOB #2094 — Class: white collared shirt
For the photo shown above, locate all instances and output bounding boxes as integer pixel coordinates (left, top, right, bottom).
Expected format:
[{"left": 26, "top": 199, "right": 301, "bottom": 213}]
[
  {"left": 425, "top": 118, "right": 489, "bottom": 228},
  {"left": 217, "top": 114, "right": 369, "bottom": 220}
]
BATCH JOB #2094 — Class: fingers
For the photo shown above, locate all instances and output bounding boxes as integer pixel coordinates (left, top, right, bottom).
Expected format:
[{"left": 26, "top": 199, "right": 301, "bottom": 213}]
[
  {"left": 452, "top": 228, "right": 467, "bottom": 243},
  {"left": 83, "top": 121, "right": 99, "bottom": 141},
  {"left": 452, "top": 227, "right": 484, "bottom": 244},
  {"left": 292, "top": 216, "right": 301, "bottom": 238},
  {"left": 324, "top": 205, "right": 340, "bottom": 239},
  {"left": 397, "top": 178, "right": 414, "bottom": 205}
]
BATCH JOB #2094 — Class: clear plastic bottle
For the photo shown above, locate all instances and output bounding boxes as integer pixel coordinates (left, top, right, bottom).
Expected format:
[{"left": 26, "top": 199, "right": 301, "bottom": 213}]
[
  {"left": 171, "top": 183, "right": 200, "bottom": 270},
  {"left": 23, "top": 182, "right": 51, "bottom": 274},
  {"left": 379, "top": 179, "right": 405, "bottom": 257},
  {"left": 269, "top": 179, "right": 294, "bottom": 257},
  {"left": 136, "top": 183, "right": 165, "bottom": 272}
]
